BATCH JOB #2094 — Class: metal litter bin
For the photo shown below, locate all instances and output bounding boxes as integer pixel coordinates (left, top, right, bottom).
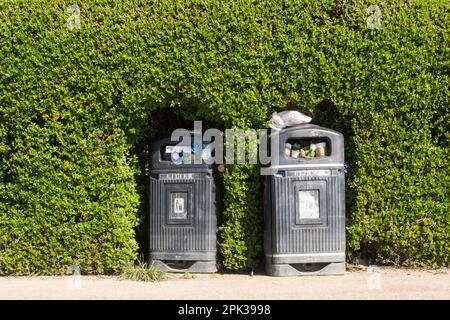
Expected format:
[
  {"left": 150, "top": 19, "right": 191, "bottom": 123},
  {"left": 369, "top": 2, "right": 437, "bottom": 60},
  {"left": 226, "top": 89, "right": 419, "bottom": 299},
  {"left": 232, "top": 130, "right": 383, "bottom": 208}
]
[
  {"left": 149, "top": 135, "right": 217, "bottom": 273},
  {"left": 264, "top": 124, "right": 345, "bottom": 276}
]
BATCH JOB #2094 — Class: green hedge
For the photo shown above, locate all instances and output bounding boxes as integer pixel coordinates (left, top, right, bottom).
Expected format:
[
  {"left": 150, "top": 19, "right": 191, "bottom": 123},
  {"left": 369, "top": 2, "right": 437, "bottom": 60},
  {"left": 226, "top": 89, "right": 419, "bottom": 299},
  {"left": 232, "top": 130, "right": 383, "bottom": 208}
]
[{"left": 0, "top": 0, "right": 448, "bottom": 273}]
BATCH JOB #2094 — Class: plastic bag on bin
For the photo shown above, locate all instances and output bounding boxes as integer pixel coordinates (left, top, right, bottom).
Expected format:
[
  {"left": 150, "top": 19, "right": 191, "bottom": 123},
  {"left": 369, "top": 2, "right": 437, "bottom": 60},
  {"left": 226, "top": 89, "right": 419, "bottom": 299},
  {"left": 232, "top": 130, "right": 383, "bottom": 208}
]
[{"left": 269, "top": 110, "right": 312, "bottom": 130}]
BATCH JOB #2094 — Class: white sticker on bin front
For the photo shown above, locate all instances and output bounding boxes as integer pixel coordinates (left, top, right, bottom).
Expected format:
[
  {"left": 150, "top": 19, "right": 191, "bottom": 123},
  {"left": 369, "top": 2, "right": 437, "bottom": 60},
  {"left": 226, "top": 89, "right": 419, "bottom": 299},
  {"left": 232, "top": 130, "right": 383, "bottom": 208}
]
[
  {"left": 290, "top": 170, "right": 331, "bottom": 177},
  {"left": 298, "top": 190, "right": 320, "bottom": 219},
  {"left": 173, "top": 198, "right": 185, "bottom": 214},
  {"left": 159, "top": 173, "right": 197, "bottom": 180}
]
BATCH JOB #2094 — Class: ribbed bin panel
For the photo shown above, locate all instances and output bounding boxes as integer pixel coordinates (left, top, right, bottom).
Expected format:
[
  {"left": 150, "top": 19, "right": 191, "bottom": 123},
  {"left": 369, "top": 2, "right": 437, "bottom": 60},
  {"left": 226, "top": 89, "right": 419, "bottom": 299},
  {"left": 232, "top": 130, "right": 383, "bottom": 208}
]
[
  {"left": 271, "top": 172, "right": 345, "bottom": 254},
  {"left": 149, "top": 175, "right": 216, "bottom": 255}
]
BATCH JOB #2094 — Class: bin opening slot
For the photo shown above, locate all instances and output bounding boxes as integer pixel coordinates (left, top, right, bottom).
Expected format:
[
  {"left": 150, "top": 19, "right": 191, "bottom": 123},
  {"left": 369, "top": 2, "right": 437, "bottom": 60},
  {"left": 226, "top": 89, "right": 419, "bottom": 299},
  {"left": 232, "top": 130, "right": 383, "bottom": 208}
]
[
  {"left": 160, "top": 142, "right": 213, "bottom": 163},
  {"left": 160, "top": 143, "right": 192, "bottom": 163},
  {"left": 284, "top": 138, "right": 331, "bottom": 159}
]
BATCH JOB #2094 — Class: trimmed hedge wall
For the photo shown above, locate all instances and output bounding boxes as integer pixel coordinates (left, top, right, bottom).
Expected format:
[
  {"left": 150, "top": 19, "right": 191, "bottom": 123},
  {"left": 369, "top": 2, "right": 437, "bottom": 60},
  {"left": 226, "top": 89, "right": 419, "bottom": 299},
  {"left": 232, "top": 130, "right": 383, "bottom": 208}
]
[{"left": 0, "top": 0, "right": 448, "bottom": 273}]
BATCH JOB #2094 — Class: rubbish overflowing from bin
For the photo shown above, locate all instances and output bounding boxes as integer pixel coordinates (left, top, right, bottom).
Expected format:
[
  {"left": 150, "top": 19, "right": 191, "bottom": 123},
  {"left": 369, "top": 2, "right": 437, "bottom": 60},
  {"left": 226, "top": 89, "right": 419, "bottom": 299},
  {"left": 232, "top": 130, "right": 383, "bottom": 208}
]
[
  {"left": 284, "top": 139, "right": 328, "bottom": 159},
  {"left": 269, "top": 110, "right": 312, "bottom": 130}
]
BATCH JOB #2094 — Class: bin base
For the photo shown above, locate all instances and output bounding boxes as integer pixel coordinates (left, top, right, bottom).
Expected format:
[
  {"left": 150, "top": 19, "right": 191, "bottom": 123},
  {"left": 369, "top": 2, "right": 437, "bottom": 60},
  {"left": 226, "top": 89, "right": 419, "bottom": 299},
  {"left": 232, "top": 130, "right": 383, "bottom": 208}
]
[
  {"left": 266, "top": 259, "right": 345, "bottom": 276},
  {"left": 150, "top": 259, "right": 217, "bottom": 273}
]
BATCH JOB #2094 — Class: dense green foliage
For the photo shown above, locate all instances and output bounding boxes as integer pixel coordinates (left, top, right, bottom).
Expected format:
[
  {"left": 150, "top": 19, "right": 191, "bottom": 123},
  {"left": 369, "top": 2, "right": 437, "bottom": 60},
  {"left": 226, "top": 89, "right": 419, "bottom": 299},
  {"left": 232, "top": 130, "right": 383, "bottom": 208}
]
[{"left": 0, "top": 0, "right": 448, "bottom": 273}]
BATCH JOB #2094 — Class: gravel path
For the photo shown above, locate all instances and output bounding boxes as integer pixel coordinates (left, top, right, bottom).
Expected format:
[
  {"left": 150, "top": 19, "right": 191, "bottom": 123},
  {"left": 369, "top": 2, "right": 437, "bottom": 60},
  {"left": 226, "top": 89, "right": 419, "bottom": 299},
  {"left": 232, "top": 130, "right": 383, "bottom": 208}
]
[{"left": 0, "top": 267, "right": 448, "bottom": 300}]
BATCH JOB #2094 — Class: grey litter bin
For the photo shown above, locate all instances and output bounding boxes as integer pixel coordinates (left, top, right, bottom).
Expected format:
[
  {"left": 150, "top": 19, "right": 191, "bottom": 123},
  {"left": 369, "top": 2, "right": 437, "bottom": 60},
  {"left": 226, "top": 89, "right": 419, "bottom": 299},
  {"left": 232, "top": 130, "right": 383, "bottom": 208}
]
[
  {"left": 149, "top": 135, "right": 217, "bottom": 273},
  {"left": 264, "top": 124, "right": 346, "bottom": 276}
]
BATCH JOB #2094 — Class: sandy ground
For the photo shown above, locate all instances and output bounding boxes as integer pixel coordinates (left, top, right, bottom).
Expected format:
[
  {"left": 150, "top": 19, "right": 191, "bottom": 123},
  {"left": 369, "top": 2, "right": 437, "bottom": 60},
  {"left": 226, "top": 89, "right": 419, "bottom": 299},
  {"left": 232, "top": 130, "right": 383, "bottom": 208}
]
[{"left": 0, "top": 267, "right": 448, "bottom": 300}]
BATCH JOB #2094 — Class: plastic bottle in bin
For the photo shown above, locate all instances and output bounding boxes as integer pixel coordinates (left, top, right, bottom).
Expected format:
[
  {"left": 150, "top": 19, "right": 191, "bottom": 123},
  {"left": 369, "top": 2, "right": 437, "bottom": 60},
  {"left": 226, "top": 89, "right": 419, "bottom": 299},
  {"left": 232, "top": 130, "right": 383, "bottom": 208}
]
[
  {"left": 202, "top": 143, "right": 213, "bottom": 163},
  {"left": 171, "top": 148, "right": 182, "bottom": 165},
  {"left": 284, "top": 143, "right": 292, "bottom": 157}
]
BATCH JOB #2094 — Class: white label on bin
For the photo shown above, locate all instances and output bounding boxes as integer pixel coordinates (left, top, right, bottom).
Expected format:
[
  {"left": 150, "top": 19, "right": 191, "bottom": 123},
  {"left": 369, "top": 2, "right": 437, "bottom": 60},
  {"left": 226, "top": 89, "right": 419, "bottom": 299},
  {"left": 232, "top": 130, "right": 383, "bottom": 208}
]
[
  {"left": 173, "top": 198, "right": 185, "bottom": 214},
  {"left": 159, "top": 173, "right": 197, "bottom": 180},
  {"left": 291, "top": 170, "right": 330, "bottom": 177},
  {"left": 169, "top": 192, "right": 188, "bottom": 219},
  {"left": 165, "top": 146, "right": 191, "bottom": 153},
  {"left": 298, "top": 190, "right": 320, "bottom": 219}
]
